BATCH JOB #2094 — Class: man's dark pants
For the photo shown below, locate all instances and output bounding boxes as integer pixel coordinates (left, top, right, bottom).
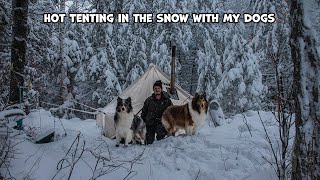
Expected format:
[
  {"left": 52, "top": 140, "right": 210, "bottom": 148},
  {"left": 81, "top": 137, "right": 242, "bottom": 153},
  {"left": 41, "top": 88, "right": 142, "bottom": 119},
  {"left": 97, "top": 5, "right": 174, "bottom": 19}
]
[{"left": 146, "top": 119, "right": 167, "bottom": 145}]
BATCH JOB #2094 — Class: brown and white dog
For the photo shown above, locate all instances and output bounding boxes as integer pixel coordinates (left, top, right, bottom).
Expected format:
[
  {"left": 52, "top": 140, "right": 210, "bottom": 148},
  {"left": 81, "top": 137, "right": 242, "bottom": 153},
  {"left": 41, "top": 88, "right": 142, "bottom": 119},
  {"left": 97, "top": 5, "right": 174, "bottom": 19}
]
[{"left": 161, "top": 93, "right": 208, "bottom": 136}]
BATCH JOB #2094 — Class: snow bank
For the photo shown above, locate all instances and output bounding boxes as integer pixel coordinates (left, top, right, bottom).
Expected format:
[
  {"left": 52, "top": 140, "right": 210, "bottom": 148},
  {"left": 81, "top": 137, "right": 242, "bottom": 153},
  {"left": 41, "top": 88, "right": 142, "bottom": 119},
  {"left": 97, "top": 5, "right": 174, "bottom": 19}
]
[{"left": 4, "top": 109, "right": 284, "bottom": 180}]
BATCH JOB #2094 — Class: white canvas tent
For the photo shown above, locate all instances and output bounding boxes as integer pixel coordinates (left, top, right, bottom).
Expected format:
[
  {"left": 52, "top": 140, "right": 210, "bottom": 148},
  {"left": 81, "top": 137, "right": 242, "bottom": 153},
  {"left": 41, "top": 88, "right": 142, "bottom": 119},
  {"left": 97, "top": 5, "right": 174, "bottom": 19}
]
[{"left": 96, "top": 63, "right": 192, "bottom": 138}]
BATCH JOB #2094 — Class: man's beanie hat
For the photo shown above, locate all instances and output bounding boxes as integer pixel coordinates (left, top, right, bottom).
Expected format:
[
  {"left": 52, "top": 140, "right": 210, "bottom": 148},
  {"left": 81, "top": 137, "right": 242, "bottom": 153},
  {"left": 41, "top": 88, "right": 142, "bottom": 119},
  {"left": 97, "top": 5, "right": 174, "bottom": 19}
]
[{"left": 153, "top": 80, "right": 163, "bottom": 89}]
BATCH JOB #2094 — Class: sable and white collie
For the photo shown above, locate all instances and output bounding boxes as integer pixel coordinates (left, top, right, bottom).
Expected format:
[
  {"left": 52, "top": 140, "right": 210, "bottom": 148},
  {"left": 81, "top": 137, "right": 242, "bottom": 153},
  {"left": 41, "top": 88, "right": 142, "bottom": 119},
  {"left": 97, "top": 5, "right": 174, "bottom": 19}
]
[
  {"left": 161, "top": 93, "right": 208, "bottom": 136},
  {"left": 131, "top": 115, "right": 146, "bottom": 145},
  {"left": 114, "top": 97, "right": 134, "bottom": 147}
]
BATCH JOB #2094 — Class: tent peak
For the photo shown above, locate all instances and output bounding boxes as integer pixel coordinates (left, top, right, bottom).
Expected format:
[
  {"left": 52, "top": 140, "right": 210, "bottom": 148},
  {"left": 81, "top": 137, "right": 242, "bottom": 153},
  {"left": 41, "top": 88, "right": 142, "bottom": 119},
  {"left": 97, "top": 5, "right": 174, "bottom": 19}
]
[{"left": 149, "top": 63, "right": 155, "bottom": 68}]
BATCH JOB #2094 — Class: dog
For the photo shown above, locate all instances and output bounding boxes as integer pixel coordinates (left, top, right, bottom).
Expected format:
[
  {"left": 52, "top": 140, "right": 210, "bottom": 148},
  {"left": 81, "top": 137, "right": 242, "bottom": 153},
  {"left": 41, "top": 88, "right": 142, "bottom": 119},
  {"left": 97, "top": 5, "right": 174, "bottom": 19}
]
[
  {"left": 131, "top": 115, "right": 146, "bottom": 145},
  {"left": 114, "top": 97, "right": 134, "bottom": 147},
  {"left": 161, "top": 92, "right": 208, "bottom": 136}
]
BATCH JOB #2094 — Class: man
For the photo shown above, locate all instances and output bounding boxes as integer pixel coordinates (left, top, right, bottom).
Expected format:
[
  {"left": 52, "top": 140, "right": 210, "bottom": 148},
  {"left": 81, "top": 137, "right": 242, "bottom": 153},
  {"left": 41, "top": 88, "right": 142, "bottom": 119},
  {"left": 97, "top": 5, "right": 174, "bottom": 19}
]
[{"left": 141, "top": 80, "right": 173, "bottom": 145}]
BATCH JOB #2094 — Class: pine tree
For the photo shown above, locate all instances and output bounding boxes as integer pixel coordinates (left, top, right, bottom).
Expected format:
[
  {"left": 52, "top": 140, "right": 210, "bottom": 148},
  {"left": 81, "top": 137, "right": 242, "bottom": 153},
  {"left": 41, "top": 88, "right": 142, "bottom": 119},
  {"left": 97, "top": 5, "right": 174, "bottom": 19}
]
[
  {"left": 124, "top": 33, "right": 147, "bottom": 88},
  {"left": 290, "top": 0, "right": 320, "bottom": 179},
  {"left": 212, "top": 22, "right": 264, "bottom": 114},
  {"left": 152, "top": 42, "right": 171, "bottom": 74},
  {"left": 63, "top": 31, "right": 82, "bottom": 94},
  {"left": 0, "top": 1, "right": 11, "bottom": 107},
  {"left": 119, "top": 0, "right": 149, "bottom": 87},
  {"left": 197, "top": 38, "right": 222, "bottom": 102},
  {"left": 9, "top": 0, "right": 29, "bottom": 103},
  {"left": 27, "top": 0, "right": 58, "bottom": 104},
  {"left": 250, "top": 0, "right": 292, "bottom": 110}
]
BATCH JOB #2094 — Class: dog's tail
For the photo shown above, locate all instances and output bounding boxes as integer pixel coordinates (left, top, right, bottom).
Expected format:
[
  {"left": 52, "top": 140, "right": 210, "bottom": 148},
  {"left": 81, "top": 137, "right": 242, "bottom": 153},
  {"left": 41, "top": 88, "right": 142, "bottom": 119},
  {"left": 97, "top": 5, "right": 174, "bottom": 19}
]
[{"left": 161, "top": 115, "right": 175, "bottom": 135}]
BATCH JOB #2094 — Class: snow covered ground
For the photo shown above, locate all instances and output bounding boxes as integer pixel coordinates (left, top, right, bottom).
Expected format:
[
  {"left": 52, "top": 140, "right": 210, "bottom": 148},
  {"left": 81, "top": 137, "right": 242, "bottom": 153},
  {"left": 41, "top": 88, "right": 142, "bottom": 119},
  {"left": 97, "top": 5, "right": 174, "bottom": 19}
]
[{"left": 2, "top": 109, "right": 289, "bottom": 180}]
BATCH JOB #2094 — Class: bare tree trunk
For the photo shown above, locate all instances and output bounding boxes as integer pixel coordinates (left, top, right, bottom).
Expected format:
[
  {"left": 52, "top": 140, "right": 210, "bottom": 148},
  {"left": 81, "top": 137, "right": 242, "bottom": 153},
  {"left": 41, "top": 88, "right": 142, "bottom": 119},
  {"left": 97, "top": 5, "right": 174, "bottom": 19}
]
[
  {"left": 9, "top": 0, "right": 29, "bottom": 104},
  {"left": 59, "top": 0, "right": 67, "bottom": 103},
  {"left": 290, "top": 0, "right": 320, "bottom": 179}
]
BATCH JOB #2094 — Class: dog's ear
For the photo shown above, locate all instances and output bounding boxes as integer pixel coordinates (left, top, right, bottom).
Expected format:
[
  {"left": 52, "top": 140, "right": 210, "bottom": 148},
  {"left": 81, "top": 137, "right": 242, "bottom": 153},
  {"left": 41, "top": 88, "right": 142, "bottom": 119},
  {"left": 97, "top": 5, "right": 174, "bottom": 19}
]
[
  {"left": 126, "top": 97, "right": 131, "bottom": 103},
  {"left": 117, "top": 96, "right": 122, "bottom": 102},
  {"left": 203, "top": 92, "right": 206, "bottom": 98},
  {"left": 195, "top": 92, "right": 199, "bottom": 97}
]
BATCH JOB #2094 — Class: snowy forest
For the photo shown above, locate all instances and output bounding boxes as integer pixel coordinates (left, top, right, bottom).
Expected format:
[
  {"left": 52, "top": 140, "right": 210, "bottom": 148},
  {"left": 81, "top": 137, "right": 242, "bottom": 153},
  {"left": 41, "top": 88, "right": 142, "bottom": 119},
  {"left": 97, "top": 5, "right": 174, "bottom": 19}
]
[
  {"left": 0, "top": 0, "right": 319, "bottom": 179},
  {"left": 0, "top": 0, "right": 296, "bottom": 114}
]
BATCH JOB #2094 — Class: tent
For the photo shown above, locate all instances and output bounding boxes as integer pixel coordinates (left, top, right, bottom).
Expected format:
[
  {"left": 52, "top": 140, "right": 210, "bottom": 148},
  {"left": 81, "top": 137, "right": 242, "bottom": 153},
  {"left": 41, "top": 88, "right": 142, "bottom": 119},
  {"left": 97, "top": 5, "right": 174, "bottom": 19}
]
[{"left": 96, "top": 63, "right": 192, "bottom": 138}]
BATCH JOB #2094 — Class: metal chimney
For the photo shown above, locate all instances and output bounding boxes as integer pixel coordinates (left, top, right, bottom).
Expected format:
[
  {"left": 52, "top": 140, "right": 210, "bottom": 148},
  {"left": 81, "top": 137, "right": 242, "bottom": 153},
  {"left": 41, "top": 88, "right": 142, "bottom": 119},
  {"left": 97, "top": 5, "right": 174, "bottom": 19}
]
[{"left": 167, "top": 44, "right": 179, "bottom": 100}]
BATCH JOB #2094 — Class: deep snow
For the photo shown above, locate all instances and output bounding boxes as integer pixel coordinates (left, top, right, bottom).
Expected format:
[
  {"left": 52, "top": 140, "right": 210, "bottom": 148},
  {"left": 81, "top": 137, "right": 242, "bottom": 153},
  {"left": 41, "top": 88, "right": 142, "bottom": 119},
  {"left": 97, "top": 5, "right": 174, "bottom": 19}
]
[{"left": 2, "top": 109, "right": 289, "bottom": 180}]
